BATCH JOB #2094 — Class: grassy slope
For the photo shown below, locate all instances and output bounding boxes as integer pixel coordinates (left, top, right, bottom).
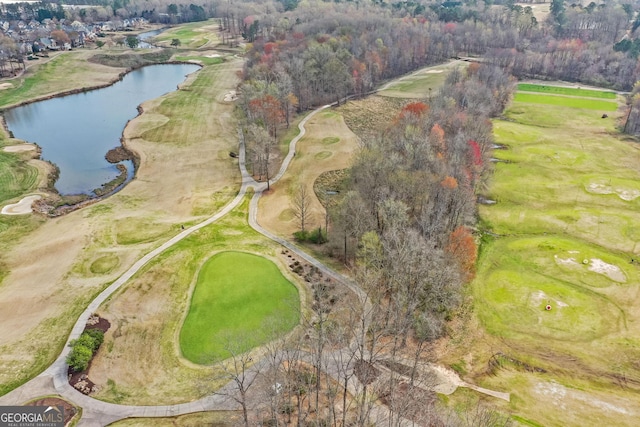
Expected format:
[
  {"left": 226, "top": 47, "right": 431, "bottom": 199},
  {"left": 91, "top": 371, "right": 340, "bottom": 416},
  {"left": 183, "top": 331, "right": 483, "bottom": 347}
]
[
  {"left": 153, "top": 20, "right": 221, "bottom": 49},
  {"left": 180, "top": 251, "right": 299, "bottom": 364},
  {"left": 458, "top": 90, "right": 640, "bottom": 426},
  {"left": 107, "top": 412, "right": 241, "bottom": 426},
  {"left": 0, "top": 150, "right": 39, "bottom": 204},
  {"left": 379, "top": 59, "right": 465, "bottom": 98},
  {"left": 0, "top": 50, "right": 125, "bottom": 109},
  {"left": 513, "top": 92, "right": 618, "bottom": 111},
  {"left": 517, "top": 83, "right": 617, "bottom": 99}
]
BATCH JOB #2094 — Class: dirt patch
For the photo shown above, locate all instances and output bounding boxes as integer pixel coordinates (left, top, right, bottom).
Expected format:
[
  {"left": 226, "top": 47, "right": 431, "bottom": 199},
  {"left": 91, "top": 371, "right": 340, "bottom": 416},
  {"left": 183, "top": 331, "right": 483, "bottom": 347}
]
[
  {"left": 378, "top": 380, "right": 437, "bottom": 424},
  {"left": 533, "top": 380, "right": 634, "bottom": 416},
  {"left": 586, "top": 182, "right": 640, "bottom": 201},
  {"left": 354, "top": 359, "right": 379, "bottom": 385},
  {"left": 27, "top": 397, "right": 78, "bottom": 425},
  {"left": 223, "top": 90, "right": 237, "bottom": 101}
]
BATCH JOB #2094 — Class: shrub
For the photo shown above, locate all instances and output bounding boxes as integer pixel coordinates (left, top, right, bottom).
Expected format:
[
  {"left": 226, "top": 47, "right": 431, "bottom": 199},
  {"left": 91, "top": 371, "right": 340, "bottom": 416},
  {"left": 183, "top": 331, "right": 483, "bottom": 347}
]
[
  {"left": 293, "top": 228, "right": 326, "bottom": 244},
  {"left": 67, "top": 344, "right": 92, "bottom": 372},
  {"left": 66, "top": 329, "right": 105, "bottom": 372},
  {"left": 85, "top": 329, "right": 104, "bottom": 348},
  {"left": 293, "top": 230, "right": 309, "bottom": 242}
]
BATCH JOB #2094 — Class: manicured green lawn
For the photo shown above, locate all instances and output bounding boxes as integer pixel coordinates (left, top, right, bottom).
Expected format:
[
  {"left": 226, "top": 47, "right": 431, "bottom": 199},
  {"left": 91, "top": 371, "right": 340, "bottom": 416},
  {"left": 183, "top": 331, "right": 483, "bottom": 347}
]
[
  {"left": 179, "top": 251, "right": 299, "bottom": 364},
  {"left": 513, "top": 92, "right": 618, "bottom": 111},
  {"left": 154, "top": 20, "right": 218, "bottom": 48},
  {"left": 517, "top": 83, "right": 617, "bottom": 99}
]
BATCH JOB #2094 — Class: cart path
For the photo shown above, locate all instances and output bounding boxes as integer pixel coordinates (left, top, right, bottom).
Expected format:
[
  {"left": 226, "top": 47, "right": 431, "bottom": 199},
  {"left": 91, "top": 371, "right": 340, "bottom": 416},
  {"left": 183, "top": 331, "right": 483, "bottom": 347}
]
[
  {"left": 0, "top": 98, "right": 509, "bottom": 426},
  {"left": 0, "top": 103, "right": 359, "bottom": 426}
]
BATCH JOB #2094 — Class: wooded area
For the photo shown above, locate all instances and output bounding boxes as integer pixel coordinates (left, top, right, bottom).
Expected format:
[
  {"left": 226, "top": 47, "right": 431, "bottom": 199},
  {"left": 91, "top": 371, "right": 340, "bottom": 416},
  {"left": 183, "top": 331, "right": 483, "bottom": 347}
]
[{"left": 1, "top": 0, "right": 636, "bottom": 424}]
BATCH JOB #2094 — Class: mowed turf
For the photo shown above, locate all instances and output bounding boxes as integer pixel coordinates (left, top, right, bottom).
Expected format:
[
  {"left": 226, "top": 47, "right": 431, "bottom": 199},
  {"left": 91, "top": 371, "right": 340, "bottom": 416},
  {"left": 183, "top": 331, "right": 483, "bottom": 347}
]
[
  {"left": 180, "top": 251, "right": 299, "bottom": 364},
  {"left": 0, "top": 150, "right": 39, "bottom": 204},
  {"left": 469, "top": 88, "right": 640, "bottom": 425},
  {"left": 513, "top": 92, "right": 618, "bottom": 110},
  {"left": 517, "top": 83, "right": 617, "bottom": 99},
  {"left": 154, "top": 20, "right": 220, "bottom": 48}
]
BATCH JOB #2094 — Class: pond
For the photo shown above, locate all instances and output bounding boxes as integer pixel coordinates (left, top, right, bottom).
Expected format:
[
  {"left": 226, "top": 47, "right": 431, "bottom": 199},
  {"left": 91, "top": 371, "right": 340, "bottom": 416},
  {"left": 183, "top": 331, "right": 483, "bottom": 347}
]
[
  {"left": 137, "top": 28, "right": 167, "bottom": 48},
  {"left": 4, "top": 63, "right": 200, "bottom": 196}
]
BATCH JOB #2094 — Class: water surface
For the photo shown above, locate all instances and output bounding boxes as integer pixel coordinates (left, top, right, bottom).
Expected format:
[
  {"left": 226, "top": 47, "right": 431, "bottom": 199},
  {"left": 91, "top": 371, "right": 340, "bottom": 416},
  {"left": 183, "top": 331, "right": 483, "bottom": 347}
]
[{"left": 4, "top": 63, "right": 200, "bottom": 195}]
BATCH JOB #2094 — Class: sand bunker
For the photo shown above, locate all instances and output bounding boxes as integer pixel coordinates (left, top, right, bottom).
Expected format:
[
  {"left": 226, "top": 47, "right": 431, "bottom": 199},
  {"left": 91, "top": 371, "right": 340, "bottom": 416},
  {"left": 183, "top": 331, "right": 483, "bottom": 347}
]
[
  {"left": 205, "top": 54, "right": 221, "bottom": 58},
  {"left": 223, "top": 90, "right": 237, "bottom": 102},
  {"left": 425, "top": 69, "right": 443, "bottom": 73},
  {"left": 588, "top": 258, "right": 626, "bottom": 283},
  {"left": 554, "top": 255, "right": 580, "bottom": 267},
  {"left": 531, "top": 290, "right": 547, "bottom": 305},
  {"left": 531, "top": 289, "right": 568, "bottom": 308},
  {"left": 3, "top": 144, "right": 37, "bottom": 153},
  {"left": 0, "top": 83, "right": 12, "bottom": 90},
  {"left": 1, "top": 195, "right": 42, "bottom": 215},
  {"left": 586, "top": 182, "right": 640, "bottom": 201}
]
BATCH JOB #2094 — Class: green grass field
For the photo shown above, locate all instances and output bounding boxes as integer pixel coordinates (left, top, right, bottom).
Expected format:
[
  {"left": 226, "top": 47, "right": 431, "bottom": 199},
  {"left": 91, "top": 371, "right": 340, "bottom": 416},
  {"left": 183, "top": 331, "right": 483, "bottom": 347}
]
[
  {"left": 513, "top": 92, "right": 618, "bottom": 111},
  {"left": 467, "top": 88, "right": 640, "bottom": 425},
  {"left": 179, "top": 251, "right": 299, "bottom": 364},
  {"left": 154, "top": 20, "right": 219, "bottom": 49},
  {"left": 0, "top": 151, "right": 39, "bottom": 204},
  {"left": 379, "top": 60, "right": 465, "bottom": 98},
  {"left": 517, "top": 83, "right": 617, "bottom": 99}
]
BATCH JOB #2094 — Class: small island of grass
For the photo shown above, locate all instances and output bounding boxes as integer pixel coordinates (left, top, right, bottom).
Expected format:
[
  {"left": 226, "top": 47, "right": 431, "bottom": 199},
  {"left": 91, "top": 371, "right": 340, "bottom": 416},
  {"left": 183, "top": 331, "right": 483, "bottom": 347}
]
[{"left": 180, "top": 251, "right": 299, "bottom": 364}]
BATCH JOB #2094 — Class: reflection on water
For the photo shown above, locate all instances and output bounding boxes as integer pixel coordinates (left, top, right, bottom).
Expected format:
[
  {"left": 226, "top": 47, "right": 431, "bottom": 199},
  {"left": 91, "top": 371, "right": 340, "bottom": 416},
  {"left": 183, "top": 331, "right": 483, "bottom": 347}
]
[{"left": 4, "top": 63, "right": 200, "bottom": 195}]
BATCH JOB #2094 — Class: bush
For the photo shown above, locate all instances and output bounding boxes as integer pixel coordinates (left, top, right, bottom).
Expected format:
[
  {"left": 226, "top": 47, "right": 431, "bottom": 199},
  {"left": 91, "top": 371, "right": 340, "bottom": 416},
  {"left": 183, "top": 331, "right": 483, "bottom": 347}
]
[
  {"left": 85, "top": 329, "right": 104, "bottom": 348},
  {"left": 293, "top": 230, "right": 309, "bottom": 242},
  {"left": 67, "top": 344, "right": 92, "bottom": 372},
  {"left": 66, "top": 329, "right": 105, "bottom": 372},
  {"left": 293, "top": 228, "right": 327, "bottom": 244}
]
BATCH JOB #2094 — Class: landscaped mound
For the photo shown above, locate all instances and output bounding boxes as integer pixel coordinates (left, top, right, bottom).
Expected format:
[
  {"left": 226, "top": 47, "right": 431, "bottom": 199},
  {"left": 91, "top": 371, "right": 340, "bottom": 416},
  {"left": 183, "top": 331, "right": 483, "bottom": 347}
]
[{"left": 180, "top": 251, "right": 299, "bottom": 364}]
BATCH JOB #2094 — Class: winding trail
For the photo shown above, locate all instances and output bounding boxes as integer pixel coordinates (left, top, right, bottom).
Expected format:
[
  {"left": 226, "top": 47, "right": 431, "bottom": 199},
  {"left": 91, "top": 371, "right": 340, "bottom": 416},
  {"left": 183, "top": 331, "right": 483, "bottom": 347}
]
[
  {"left": 0, "top": 103, "right": 358, "bottom": 426},
  {"left": 0, "top": 95, "right": 508, "bottom": 426}
]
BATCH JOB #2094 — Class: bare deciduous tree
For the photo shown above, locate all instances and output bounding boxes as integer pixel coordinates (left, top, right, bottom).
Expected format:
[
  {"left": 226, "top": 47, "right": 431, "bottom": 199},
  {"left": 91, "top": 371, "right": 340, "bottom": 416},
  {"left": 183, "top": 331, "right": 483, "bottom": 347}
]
[
  {"left": 292, "top": 184, "right": 312, "bottom": 232},
  {"left": 214, "top": 334, "right": 262, "bottom": 427}
]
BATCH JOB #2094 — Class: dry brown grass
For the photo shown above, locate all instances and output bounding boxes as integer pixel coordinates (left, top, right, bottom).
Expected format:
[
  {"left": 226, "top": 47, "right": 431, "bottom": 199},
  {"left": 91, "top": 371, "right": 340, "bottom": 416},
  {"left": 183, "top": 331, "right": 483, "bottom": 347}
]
[
  {"left": 0, "top": 55, "right": 243, "bottom": 395},
  {"left": 257, "top": 110, "right": 360, "bottom": 238}
]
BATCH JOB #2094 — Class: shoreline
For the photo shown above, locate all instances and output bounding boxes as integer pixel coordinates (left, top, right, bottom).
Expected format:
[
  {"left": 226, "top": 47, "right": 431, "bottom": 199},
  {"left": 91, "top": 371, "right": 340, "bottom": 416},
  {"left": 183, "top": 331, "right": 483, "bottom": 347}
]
[{"left": 1, "top": 58, "right": 201, "bottom": 216}]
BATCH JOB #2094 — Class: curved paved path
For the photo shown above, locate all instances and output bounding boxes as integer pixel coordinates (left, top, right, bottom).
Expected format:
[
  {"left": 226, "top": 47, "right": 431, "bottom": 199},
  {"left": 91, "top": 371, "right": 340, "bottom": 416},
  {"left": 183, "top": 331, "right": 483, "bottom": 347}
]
[
  {"left": 0, "top": 102, "right": 369, "bottom": 426},
  {"left": 0, "top": 95, "right": 509, "bottom": 426}
]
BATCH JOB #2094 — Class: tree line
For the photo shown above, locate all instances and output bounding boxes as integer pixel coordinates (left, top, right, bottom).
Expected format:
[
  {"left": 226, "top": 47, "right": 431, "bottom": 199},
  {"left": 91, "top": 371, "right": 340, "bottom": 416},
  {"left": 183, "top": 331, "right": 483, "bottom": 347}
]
[{"left": 330, "top": 63, "right": 514, "bottom": 341}]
